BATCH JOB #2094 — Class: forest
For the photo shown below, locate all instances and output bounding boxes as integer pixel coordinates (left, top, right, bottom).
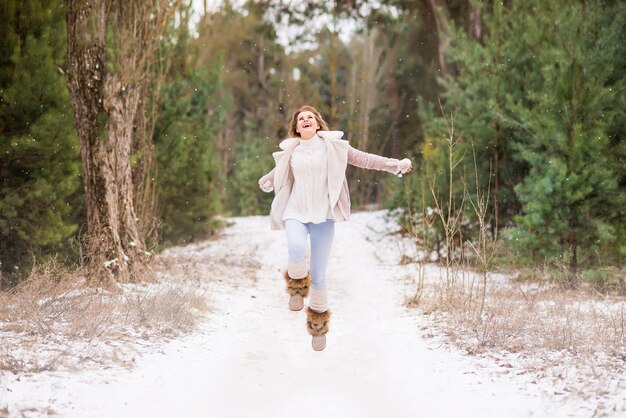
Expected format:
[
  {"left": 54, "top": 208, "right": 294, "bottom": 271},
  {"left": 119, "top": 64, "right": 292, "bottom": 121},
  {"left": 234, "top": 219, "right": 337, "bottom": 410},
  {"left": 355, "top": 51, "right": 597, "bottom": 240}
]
[{"left": 1, "top": 0, "right": 624, "bottom": 288}]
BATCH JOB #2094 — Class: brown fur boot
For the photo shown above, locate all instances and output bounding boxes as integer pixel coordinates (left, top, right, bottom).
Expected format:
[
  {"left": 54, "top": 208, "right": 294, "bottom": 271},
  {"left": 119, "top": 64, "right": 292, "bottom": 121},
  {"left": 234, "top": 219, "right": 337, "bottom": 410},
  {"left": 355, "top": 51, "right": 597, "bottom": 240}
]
[
  {"left": 284, "top": 271, "right": 310, "bottom": 311},
  {"left": 306, "top": 307, "right": 331, "bottom": 351}
]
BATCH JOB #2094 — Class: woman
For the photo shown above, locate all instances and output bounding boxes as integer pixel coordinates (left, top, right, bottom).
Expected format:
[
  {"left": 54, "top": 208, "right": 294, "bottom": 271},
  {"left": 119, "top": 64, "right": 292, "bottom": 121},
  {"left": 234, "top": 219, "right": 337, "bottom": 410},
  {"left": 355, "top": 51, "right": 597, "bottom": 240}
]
[{"left": 258, "top": 105, "right": 412, "bottom": 351}]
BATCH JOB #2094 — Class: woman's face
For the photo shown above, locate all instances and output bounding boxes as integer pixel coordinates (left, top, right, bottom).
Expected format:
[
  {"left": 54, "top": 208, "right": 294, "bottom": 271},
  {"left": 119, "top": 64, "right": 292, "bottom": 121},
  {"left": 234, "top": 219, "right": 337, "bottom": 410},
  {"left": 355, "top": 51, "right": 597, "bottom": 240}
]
[{"left": 296, "top": 111, "right": 320, "bottom": 138}]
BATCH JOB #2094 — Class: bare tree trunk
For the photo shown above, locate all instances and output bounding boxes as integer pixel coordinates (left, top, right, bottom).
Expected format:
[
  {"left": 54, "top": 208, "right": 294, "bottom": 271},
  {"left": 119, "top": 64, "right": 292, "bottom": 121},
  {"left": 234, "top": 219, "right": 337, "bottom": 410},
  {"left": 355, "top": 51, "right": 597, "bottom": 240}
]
[
  {"left": 258, "top": 36, "right": 266, "bottom": 91},
  {"left": 347, "top": 56, "right": 358, "bottom": 144},
  {"left": 468, "top": 3, "right": 482, "bottom": 41},
  {"left": 67, "top": 0, "right": 176, "bottom": 284},
  {"left": 427, "top": 0, "right": 452, "bottom": 77},
  {"left": 358, "top": 29, "right": 377, "bottom": 204},
  {"left": 375, "top": 75, "right": 403, "bottom": 203},
  {"left": 328, "top": 29, "right": 339, "bottom": 125},
  {"left": 492, "top": 1, "right": 501, "bottom": 228},
  {"left": 356, "top": 28, "right": 398, "bottom": 204},
  {"left": 67, "top": 0, "right": 124, "bottom": 284},
  {"left": 358, "top": 28, "right": 379, "bottom": 151},
  {"left": 389, "top": 76, "right": 402, "bottom": 159},
  {"left": 102, "top": 74, "right": 145, "bottom": 259}
]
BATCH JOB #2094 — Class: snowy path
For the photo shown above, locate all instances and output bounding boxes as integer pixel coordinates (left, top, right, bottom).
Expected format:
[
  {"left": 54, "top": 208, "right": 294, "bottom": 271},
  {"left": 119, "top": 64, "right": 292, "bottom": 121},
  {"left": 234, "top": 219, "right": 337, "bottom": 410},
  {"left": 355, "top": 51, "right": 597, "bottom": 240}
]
[{"left": 3, "top": 212, "right": 580, "bottom": 417}]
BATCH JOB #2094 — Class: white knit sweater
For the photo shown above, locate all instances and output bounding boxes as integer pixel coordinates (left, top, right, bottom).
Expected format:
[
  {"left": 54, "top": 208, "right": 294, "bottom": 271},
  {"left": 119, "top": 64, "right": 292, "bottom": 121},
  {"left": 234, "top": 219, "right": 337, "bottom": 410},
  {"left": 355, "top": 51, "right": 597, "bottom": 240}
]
[{"left": 282, "top": 134, "right": 334, "bottom": 224}]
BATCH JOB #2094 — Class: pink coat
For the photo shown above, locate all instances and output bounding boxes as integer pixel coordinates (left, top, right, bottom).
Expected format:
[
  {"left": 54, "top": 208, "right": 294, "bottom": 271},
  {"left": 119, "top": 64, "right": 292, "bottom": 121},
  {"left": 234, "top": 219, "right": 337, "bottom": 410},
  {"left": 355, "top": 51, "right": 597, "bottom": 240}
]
[{"left": 259, "top": 130, "right": 402, "bottom": 230}]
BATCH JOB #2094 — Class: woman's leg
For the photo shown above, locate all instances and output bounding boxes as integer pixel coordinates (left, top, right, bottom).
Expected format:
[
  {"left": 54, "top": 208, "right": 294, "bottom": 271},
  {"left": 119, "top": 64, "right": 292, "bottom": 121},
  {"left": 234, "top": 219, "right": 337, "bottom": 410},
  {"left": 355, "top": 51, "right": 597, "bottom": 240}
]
[
  {"left": 283, "top": 219, "right": 311, "bottom": 311},
  {"left": 308, "top": 219, "right": 335, "bottom": 291},
  {"left": 306, "top": 219, "right": 334, "bottom": 351},
  {"left": 284, "top": 219, "right": 309, "bottom": 278}
]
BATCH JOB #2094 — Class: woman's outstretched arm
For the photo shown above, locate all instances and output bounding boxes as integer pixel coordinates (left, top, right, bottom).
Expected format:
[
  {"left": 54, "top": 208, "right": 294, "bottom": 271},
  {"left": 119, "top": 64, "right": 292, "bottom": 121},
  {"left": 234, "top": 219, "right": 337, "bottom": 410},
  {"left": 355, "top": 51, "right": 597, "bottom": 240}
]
[{"left": 347, "top": 145, "right": 412, "bottom": 175}]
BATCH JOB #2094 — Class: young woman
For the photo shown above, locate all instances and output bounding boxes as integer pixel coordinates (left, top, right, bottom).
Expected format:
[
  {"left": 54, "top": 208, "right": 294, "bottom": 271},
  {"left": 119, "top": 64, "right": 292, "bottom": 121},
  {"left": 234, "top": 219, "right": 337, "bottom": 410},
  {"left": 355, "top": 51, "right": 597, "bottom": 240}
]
[{"left": 258, "top": 105, "right": 412, "bottom": 351}]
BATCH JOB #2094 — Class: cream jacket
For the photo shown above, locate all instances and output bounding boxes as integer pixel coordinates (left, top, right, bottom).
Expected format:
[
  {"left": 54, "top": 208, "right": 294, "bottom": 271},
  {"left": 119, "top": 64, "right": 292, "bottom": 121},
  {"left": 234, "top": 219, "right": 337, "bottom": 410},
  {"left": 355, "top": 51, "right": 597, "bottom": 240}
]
[{"left": 259, "top": 130, "right": 403, "bottom": 230}]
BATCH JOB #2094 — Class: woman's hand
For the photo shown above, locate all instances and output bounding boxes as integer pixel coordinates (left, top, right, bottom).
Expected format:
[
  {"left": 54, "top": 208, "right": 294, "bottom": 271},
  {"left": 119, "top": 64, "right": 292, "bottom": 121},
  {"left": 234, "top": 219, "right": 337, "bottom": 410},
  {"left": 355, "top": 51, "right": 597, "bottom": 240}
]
[
  {"left": 398, "top": 158, "right": 412, "bottom": 175},
  {"left": 259, "top": 178, "right": 274, "bottom": 193},
  {"left": 386, "top": 158, "right": 413, "bottom": 177}
]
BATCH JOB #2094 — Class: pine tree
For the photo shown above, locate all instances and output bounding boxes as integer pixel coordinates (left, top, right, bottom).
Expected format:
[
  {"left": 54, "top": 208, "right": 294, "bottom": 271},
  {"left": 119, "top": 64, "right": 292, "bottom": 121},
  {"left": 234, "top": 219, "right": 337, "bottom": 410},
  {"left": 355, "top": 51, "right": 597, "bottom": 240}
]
[
  {"left": 421, "top": 1, "right": 533, "bottom": 230},
  {"left": 153, "top": 29, "right": 224, "bottom": 246},
  {"left": 0, "top": 0, "right": 82, "bottom": 283},
  {"left": 509, "top": 1, "right": 625, "bottom": 272},
  {"left": 416, "top": 0, "right": 625, "bottom": 270},
  {"left": 227, "top": 134, "right": 275, "bottom": 217}
]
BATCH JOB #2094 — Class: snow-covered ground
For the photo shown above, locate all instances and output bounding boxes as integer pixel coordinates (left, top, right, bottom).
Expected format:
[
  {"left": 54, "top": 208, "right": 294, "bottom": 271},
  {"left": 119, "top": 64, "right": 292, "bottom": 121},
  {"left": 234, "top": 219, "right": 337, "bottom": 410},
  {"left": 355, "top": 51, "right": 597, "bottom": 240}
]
[{"left": 1, "top": 211, "right": 623, "bottom": 417}]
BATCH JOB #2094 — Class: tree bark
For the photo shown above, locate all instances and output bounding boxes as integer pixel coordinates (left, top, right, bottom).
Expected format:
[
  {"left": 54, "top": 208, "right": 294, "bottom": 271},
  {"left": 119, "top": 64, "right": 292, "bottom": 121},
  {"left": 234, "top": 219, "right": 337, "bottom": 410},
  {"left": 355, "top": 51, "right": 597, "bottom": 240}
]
[
  {"left": 347, "top": 58, "right": 358, "bottom": 144},
  {"left": 468, "top": 3, "right": 482, "bottom": 41},
  {"left": 389, "top": 76, "right": 401, "bottom": 158},
  {"left": 492, "top": 1, "right": 502, "bottom": 229},
  {"left": 329, "top": 32, "right": 338, "bottom": 125},
  {"left": 427, "top": 0, "right": 452, "bottom": 77},
  {"left": 356, "top": 28, "right": 399, "bottom": 204},
  {"left": 67, "top": 0, "right": 146, "bottom": 284}
]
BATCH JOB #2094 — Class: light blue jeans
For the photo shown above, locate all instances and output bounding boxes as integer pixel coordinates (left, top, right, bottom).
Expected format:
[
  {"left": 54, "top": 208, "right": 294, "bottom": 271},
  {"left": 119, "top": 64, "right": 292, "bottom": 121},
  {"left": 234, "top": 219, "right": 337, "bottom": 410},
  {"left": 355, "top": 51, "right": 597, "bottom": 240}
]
[{"left": 284, "top": 219, "right": 335, "bottom": 290}]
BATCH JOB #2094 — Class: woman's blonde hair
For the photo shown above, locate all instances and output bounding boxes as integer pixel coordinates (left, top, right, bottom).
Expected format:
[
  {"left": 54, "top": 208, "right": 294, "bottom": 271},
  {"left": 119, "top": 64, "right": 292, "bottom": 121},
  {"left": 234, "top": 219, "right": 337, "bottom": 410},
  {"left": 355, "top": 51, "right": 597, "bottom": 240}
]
[{"left": 287, "top": 105, "right": 329, "bottom": 137}]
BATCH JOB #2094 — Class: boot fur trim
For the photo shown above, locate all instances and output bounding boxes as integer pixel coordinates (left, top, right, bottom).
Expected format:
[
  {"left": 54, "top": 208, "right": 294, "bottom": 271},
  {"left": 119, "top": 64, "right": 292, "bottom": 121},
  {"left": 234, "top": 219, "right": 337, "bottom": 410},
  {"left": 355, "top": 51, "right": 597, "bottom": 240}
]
[
  {"left": 284, "top": 271, "right": 310, "bottom": 297},
  {"left": 306, "top": 307, "right": 331, "bottom": 336}
]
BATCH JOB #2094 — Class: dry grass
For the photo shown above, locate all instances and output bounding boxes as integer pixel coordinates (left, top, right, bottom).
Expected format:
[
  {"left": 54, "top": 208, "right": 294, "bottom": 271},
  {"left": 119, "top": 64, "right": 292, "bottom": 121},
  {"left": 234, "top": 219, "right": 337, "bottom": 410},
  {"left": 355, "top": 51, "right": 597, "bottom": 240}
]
[
  {"left": 407, "top": 267, "right": 626, "bottom": 410},
  {"left": 0, "top": 258, "right": 208, "bottom": 373},
  {"left": 415, "top": 275, "right": 626, "bottom": 359}
]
